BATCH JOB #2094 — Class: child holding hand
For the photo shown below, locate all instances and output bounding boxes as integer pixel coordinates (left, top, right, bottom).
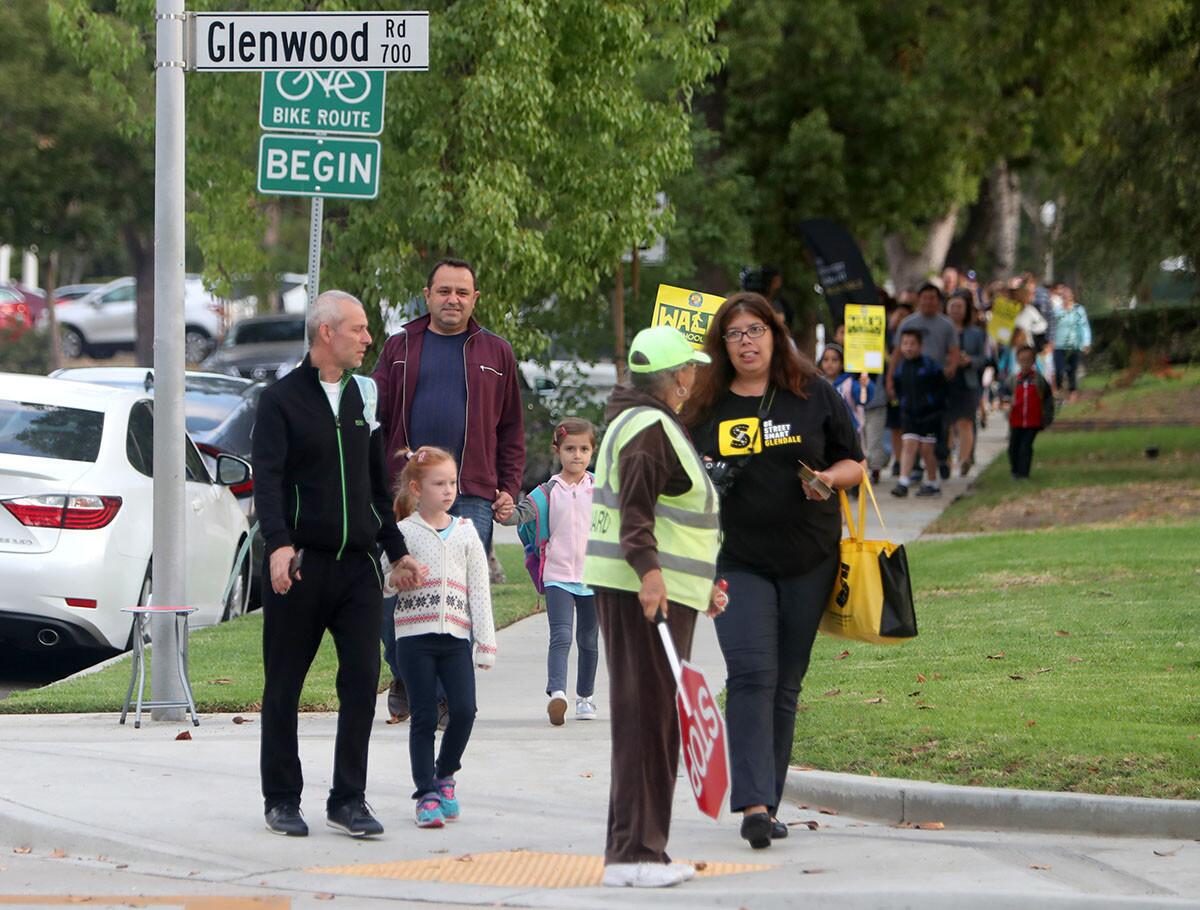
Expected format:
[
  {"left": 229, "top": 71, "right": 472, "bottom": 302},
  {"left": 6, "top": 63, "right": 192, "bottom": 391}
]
[
  {"left": 389, "top": 446, "right": 496, "bottom": 829},
  {"left": 504, "top": 419, "right": 600, "bottom": 726}
]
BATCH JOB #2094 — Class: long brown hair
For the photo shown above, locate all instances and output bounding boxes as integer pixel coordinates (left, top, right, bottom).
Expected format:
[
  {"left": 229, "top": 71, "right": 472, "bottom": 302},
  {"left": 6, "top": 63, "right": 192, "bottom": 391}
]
[
  {"left": 684, "top": 291, "right": 820, "bottom": 425},
  {"left": 393, "top": 446, "right": 457, "bottom": 521}
]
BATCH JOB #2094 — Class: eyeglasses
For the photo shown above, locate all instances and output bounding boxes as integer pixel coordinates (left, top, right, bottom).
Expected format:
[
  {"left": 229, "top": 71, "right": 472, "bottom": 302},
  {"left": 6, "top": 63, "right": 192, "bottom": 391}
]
[{"left": 722, "top": 323, "right": 769, "bottom": 343}]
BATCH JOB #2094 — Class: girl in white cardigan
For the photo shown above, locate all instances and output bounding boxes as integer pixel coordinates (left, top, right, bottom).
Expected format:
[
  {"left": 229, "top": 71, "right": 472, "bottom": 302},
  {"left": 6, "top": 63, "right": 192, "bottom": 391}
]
[{"left": 389, "top": 446, "right": 496, "bottom": 829}]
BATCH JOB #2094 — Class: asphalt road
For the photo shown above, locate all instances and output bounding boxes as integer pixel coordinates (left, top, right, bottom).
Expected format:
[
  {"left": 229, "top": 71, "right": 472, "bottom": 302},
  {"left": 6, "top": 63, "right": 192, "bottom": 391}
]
[{"left": 0, "top": 649, "right": 101, "bottom": 700}]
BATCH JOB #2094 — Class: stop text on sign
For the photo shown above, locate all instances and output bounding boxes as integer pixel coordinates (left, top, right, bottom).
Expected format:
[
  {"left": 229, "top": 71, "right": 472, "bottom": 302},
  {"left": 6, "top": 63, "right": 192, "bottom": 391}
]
[
  {"left": 257, "top": 135, "right": 381, "bottom": 200},
  {"left": 682, "top": 684, "right": 722, "bottom": 797},
  {"left": 190, "top": 12, "right": 430, "bottom": 72}
]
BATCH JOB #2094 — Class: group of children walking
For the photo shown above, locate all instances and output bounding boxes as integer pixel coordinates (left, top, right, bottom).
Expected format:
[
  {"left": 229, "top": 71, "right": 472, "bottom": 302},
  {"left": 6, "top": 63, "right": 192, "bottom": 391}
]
[{"left": 384, "top": 419, "right": 599, "bottom": 829}]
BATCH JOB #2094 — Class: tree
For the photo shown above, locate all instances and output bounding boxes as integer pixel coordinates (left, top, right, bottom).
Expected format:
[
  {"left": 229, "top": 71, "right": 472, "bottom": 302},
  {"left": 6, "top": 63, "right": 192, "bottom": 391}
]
[{"left": 52, "top": 0, "right": 728, "bottom": 367}]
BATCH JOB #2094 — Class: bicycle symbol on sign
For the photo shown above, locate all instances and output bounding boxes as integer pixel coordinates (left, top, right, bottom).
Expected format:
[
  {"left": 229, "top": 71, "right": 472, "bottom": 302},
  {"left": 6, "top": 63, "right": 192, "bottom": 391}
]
[{"left": 275, "top": 71, "right": 372, "bottom": 105}]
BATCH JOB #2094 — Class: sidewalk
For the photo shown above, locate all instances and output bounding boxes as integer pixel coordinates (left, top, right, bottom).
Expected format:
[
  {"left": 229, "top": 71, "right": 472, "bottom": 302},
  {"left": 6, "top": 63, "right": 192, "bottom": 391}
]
[{"left": 2, "top": 419, "right": 1198, "bottom": 907}]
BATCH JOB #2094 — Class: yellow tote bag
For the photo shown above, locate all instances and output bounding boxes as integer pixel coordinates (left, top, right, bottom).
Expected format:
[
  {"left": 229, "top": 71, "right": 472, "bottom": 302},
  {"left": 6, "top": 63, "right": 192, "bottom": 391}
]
[{"left": 819, "top": 473, "right": 918, "bottom": 644}]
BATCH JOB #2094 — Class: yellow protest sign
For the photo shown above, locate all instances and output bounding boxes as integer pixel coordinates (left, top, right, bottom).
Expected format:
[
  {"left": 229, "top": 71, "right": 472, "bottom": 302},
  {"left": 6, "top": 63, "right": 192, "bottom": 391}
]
[
  {"left": 843, "top": 304, "right": 887, "bottom": 373},
  {"left": 651, "top": 284, "right": 725, "bottom": 350},
  {"left": 988, "top": 296, "right": 1021, "bottom": 344}
]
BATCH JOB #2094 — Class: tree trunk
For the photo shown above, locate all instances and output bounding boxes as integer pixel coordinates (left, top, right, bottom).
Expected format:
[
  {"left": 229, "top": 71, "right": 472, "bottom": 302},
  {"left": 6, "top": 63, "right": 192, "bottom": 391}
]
[
  {"left": 125, "top": 224, "right": 154, "bottom": 367},
  {"left": 884, "top": 206, "right": 959, "bottom": 293},
  {"left": 988, "top": 160, "right": 1021, "bottom": 281},
  {"left": 613, "top": 260, "right": 626, "bottom": 384},
  {"left": 946, "top": 175, "right": 993, "bottom": 271},
  {"left": 44, "top": 250, "right": 62, "bottom": 371}
]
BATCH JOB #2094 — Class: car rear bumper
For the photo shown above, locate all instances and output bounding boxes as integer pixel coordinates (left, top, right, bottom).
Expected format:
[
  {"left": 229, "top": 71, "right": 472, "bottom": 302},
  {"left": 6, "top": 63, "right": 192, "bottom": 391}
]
[{"left": 0, "top": 611, "right": 113, "bottom": 652}]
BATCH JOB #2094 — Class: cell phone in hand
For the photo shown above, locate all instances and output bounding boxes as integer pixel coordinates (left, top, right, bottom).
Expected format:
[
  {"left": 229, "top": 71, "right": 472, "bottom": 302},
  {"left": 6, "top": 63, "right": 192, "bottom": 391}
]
[
  {"left": 288, "top": 548, "right": 304, "bottom": 581},
  {"left": 797, "top": 461, "right": 833, "bottom": 500}
]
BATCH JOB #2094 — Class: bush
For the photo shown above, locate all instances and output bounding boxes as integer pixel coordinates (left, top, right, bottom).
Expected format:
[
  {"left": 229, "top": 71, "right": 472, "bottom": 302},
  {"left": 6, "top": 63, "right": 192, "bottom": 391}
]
[
  {"left": 0, "top": 327, "right": 53, "bottom": 375},
  {"left": 1090, "top": 303, "right": 1200, "bottom": 368}
]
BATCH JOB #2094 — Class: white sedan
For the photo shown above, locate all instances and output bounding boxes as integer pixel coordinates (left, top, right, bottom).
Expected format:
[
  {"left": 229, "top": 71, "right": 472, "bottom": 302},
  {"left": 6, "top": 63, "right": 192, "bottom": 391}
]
[{"left": 0, "top": 374, "right": 251, "bottom": 655}]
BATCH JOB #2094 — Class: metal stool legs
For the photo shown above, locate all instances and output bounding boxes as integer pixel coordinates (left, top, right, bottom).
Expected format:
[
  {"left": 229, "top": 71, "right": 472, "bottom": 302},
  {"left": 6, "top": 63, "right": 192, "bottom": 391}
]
[{"left": 119, "top": 611, "right": 200, "bottom": 728}]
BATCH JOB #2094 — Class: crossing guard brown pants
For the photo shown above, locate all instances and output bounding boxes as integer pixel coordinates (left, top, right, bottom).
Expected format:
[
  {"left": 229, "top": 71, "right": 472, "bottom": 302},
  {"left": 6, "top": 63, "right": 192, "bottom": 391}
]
[{"left": 595, "top": 587, "right": 697, "bottom": 865}]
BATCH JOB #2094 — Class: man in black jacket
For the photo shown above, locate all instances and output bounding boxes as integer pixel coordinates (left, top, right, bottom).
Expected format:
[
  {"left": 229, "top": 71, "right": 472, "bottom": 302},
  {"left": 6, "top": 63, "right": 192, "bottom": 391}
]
[{"left": 253, "top": 290, "right": 424, "bottom": 838}]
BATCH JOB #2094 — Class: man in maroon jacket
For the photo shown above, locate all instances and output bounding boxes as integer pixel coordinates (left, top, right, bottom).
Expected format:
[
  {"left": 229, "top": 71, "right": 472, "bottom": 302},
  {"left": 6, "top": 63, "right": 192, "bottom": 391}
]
[{"left": 373, "top": 258, "right": 525, "bottom": 718}]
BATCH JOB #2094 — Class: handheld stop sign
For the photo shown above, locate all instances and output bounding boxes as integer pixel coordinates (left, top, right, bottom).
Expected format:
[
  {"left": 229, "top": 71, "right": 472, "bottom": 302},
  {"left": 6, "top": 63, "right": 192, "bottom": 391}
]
[{"left": 656, "top": 595, "right": 730, "bottom": 822}]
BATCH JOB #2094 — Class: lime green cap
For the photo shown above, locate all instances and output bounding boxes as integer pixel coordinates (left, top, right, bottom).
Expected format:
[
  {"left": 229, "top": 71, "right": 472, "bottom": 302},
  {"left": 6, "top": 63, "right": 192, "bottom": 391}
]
[{"left": 627, "top": 325, "right": 712, "bottom": 373}]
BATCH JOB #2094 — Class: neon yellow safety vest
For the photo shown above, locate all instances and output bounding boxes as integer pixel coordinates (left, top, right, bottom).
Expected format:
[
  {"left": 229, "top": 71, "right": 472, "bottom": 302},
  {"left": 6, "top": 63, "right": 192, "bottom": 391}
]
[{"left": 582, "top": 406, "right": 720, "bottom": 611}]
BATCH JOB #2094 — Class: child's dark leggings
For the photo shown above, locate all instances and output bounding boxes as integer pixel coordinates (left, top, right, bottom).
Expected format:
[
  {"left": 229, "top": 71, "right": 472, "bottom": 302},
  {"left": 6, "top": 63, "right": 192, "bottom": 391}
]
[
  {"left": 395, "top": 632, "right": 477, "bottom": 798},
  {"left": 1008, "top": 427, "right": 1039, "bottom": 478}
]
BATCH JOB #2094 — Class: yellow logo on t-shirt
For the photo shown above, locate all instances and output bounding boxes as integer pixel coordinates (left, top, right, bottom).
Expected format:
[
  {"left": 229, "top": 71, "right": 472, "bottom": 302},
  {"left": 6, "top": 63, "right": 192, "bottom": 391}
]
[{"left": 717, "top": 417, "right": 763, "bottom": 456}]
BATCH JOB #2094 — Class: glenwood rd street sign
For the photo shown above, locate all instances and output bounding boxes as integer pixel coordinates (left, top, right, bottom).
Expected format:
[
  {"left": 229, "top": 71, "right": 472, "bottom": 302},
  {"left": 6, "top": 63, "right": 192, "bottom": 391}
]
[
  {"left": 257, "top": 134, "right": 381, "bottom": 200},
  {"left": 260, "top": 70, "right": 386, "bottom": 136},
  {"left": 191, "top": 11, "right": 429, "bottom": 72}
]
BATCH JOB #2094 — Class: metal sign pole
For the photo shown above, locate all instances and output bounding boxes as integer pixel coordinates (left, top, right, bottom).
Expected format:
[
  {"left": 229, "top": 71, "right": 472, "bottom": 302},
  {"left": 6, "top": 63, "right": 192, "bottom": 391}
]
[
  {"left": 304, "top": 195, "right": 323, "bottom": 345},
  {"left": 151, "top": 0, "right": 188, "bottom": 720}
]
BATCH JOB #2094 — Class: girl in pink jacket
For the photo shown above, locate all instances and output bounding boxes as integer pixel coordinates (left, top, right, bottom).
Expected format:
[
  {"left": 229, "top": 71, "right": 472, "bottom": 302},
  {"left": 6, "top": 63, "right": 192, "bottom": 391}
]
[{"left": 505, "top": 418, "right": 599, "bottom": 725}]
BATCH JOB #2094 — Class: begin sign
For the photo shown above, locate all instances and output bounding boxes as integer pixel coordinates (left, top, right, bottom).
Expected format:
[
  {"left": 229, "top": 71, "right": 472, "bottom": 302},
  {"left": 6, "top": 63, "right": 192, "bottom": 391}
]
[{"left": 257, "top": 134, "right": 381, "bottom": 200}]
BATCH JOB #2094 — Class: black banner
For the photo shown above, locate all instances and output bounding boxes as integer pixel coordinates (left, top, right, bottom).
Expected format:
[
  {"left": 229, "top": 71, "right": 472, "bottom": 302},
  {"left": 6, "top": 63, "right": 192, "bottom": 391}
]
[{"left": 798, "top": 219, "right": 879, "bottom": 326}]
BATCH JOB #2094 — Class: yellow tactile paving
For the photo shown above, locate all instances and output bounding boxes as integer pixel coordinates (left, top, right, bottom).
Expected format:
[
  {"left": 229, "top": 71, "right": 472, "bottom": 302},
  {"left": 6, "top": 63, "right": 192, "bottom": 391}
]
[{"left": 309, "top": 849, "right": 773, "bottom": 889}]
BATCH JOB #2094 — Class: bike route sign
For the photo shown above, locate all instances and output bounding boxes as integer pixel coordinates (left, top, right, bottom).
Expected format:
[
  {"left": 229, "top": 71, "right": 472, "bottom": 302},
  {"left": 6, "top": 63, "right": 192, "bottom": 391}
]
[
  {"left": 257, "top": 134, "right": 381, "bottom": 199},
  {"left": 260, "top": 70, "right": 386, "bottom": 136}
]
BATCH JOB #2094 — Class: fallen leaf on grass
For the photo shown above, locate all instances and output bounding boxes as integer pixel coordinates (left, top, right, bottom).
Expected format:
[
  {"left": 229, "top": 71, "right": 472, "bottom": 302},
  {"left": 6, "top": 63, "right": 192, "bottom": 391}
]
[
  {"left": 175, "top": 731, "right": 192, "bottom": 741},
  {"left": 823, "top": 688, "right": 841, "bottom": 697},
  {"left": 932, "top": 672, "right": 943, "bottom": 680},
  {"left": 917, "top": 704, "right": 936, "bottom": 710},
  {"left": 1030, "top": 863, "right": 1051, "bottom": 870},
  {"left": 49, "top": 849, "right": 66, "bottom": 859},
  {"left": 1068, "top": 656, "right": 1083, "bottom": 663},
  {"left": 208, "top": 678, "right": 233, "bottom": 685},
  {"left": 987, "top": 652, "right": 1005, "bottom": 660},
  {"left": 1153, "top": 846, "right": 1183, "bottom": 857},
  {"left": 907, "top": 690, "right": 922, "bottom": 697},
  {"left": 1026, "top": 720, "right": 1037, "bottom": 727},
  {"left": 232, "top": 715, "right": 253, "bottom": 725},
  {"left": 834, "top": 650, "right": 851, "bottom": 661},
  {"left": 863, "top": 697, "right": 884, "bottom": 705},
  {"left": 1009, "top": 675, "right": 1025, "bottom": 681},
  {"left": 916, "top": 673, "right": 927, "bottom": 683},
  {"left": 1036, "top": 667, "right": 1053, "bottom": 674},
  {"left": 12, "top": 847, "right": 30, "bottom": 855},
  {"left": 1095, "top": 590, "right": 1113, "bottom": 597},
  {"left": 1055, "top": 630, "right": 1071, "bottom": 637}
]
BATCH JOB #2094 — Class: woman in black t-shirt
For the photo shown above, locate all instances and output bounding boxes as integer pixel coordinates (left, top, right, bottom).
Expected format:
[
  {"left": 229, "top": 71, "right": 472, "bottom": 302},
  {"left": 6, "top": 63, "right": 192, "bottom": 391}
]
[{"left": 685, "top": 292, "right": 865, "bottom": 850}]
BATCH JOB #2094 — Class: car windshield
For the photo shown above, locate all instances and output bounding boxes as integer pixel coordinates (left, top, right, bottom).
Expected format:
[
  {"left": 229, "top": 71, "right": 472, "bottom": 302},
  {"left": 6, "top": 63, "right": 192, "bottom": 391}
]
[
  {"left": 227, "top": 320, "right": 304, "bottom": 346},
  {"left": 54, "top": 372, "right": 253, "bottom": 434},
  {"left": 0, "top": 400, "right": 104, "bottom": 462}
]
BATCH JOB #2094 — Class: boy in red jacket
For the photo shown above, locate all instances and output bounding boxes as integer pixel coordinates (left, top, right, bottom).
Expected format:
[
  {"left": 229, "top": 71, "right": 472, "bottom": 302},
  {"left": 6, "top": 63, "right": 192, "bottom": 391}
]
[{"left": 1007, "top": 345, "right": 1054, "bottom": 479}]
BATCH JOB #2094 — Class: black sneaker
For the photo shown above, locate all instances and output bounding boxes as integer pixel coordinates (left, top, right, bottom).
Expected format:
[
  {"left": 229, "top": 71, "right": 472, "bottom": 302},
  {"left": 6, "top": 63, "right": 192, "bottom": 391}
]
[
  {"left": 265, "top": 802, "right": 308, "bottom": 837},
  {"left": 915, "top": 484, "right": 941, "bottom": 497},
  {"left": 437, "top": 698, "right": 449, "bottom": 732},
  {"left": 740, "top": 812, "right": 772, "bottom": 849},
  {"left": 891, "top": 483, "right": 909, "bottom": 498},
  {"left": 327, "top": 799, "right": 384, "bottom": 838},
  {"left": 388, "top": 677, "right": 410, "bottom": 722},
  {"left": 870, "top": 469, "right": 881, "bottom": 484},
  {"left": 938, "top": 461, "right": 951, "bottom": 480}
]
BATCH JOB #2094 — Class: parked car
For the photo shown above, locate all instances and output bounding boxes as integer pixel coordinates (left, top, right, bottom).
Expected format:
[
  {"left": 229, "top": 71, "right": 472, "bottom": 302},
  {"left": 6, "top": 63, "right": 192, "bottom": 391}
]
[
  {"left": 200, "top": 313, "right": 306, "bottom": 381},
  {"left": 0, "top": 286, "right": 33, "bottom": 338},
  {"left": 52, "top": 283, "right": 102, "bottom": 304},
  {"left": 0, "top": 374, "right": 252, "bottom": 657},
  {"left": 50, "top": 367, "right": 265, "bottom": 605},
  {"left": 0, "top": 283, "right": 45, "bottom": 324},
  {"left": 50, "top": 276, "right": 225, "bottom": 363}
]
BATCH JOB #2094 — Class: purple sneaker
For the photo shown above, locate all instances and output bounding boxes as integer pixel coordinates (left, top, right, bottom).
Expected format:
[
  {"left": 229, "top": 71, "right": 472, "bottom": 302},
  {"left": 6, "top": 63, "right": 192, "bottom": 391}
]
[
  {"left": 415, "top": 792, "right": 444, "bottom": 828},
  {"left": 435, "top": 777, "right": 459, "bottom": 820}
]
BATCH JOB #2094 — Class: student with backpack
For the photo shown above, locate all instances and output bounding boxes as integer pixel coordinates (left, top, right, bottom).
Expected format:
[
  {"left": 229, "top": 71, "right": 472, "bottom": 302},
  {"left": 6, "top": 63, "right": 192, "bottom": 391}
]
[
  {"left": 504, "top": 418, "right": 600, "bottom": 725},
  {"left": 1007, "top": 345, "right": 1055, "bottom": 479}
]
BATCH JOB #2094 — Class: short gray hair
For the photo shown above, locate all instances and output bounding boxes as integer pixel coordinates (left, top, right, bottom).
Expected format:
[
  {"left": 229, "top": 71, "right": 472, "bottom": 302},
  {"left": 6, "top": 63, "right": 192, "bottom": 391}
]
[
  {"left": 307, "top": 290, "right": 363, "bottom": 343},
  {"left": 629, "top": 366, "right": 681, "bottom": 397}
]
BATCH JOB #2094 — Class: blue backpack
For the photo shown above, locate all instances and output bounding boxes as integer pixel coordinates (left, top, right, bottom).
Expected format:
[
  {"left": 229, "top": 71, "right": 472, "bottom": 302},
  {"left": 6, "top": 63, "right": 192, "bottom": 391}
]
[{"left": 517, "top": 480, "right": 555, "bottom": 594}]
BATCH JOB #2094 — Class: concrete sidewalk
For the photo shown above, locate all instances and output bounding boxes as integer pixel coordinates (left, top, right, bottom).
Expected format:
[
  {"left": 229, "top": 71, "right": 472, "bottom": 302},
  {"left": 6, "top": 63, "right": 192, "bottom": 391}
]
[{"left": 1, "top": 419, "right": 1198, "bottom": 907}]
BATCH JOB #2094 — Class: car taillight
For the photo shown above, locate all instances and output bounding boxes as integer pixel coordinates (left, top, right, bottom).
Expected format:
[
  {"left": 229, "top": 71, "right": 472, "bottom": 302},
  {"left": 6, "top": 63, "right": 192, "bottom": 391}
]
[
  {"left": 2, "top": 494, "right": 122, "bottom": 529},
  {"left": 0, "top": 301, "right": 30, "bottom": 325}
]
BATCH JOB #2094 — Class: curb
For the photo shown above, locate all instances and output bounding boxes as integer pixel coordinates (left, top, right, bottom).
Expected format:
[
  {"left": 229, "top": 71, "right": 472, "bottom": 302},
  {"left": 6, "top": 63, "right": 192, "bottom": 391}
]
[{"left": 784, "top": 768, "right": 1200, "bottom": 839}]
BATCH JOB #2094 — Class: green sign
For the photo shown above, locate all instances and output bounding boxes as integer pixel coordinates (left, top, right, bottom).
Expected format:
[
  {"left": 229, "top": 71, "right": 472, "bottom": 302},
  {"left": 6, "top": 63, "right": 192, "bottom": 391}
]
[
  {"left": 257, "top": 134, "right": 381, "bottom": 199},
  {"left": 259, "top": 70, "right": 386, "bottom": 136}
]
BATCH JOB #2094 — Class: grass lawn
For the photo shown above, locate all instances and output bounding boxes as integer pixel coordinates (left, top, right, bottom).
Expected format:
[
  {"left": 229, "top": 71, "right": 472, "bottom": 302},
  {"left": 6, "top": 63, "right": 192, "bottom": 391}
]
[
  {"left": 930, "top": 426, "right": 1200, "bottom": 533},
  {"left": 1066, "top": 365, "right": 1200, "bottom": 423},
  {"left": 797, "top": 522, "right": 1200, "bottom": 799},
  {"left": 1, "top": 544, "right": 541, "bottom": 715}
]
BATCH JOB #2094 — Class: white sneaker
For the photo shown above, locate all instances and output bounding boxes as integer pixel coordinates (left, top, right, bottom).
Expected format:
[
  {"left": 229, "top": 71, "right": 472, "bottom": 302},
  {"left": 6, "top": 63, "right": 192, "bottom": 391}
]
[
  {"left": 670, "top": 862, "right": 696, "bottom": 881},
  {"left": 575, "top": 696, "right": 597, "bottom": 720},
  {"left": 602, "top": 862, "right": 686, "bottom": 888},
  {"left": 547, "top": 690, "right": 568, "bottom": 726}
]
